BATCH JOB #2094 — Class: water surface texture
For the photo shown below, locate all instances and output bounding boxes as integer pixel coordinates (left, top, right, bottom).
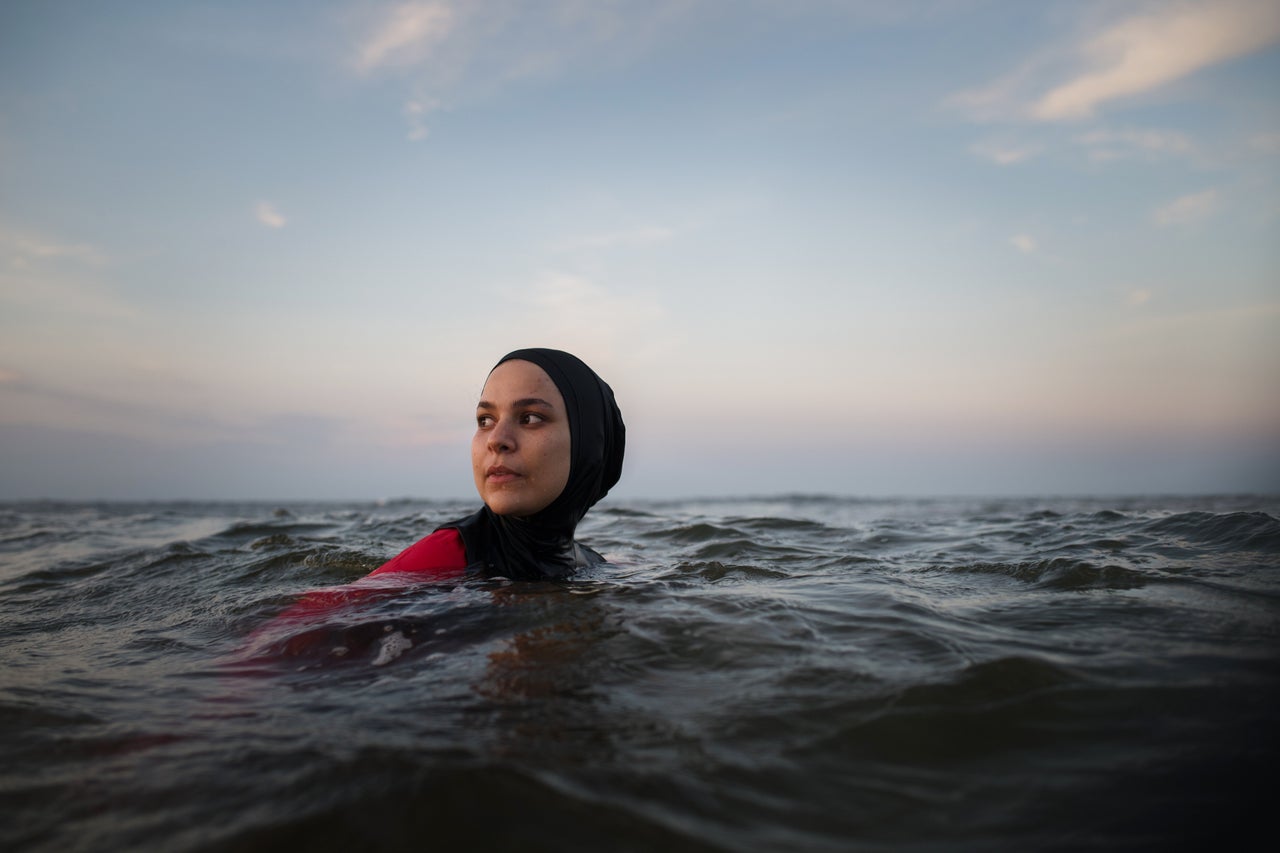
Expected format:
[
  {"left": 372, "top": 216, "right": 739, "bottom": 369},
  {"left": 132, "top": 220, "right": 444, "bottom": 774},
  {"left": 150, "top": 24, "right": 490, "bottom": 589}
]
[{"left": 2, "top": 495, "right": 1277, "bottom": 851}]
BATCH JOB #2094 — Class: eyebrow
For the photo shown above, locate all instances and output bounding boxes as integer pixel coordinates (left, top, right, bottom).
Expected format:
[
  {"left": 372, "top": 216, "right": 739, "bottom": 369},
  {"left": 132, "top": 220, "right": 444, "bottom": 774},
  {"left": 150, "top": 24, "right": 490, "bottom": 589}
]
[{"left": 476, "top": 397, "right": 556, "bottom": 410}]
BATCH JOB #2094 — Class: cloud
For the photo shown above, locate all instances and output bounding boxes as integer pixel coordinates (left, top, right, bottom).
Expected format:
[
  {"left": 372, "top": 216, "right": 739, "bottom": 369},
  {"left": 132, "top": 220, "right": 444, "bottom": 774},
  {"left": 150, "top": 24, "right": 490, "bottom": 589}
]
[
  {"left": 0, "top": 227, "right": 106, "bottom": 266},
  {"left": 1010, "top": 234, "right": 1037, "bottom": 253},
  {"left": 402, "top": 97, "right": 437, "bottom": 140},
  {"left": 0, "top": 374, "right": 228, "bottom": 443},
  {"left": 952, "top": 0, "right": 1280, "bottom": 122},
  {"left": 1075, "top": 126, "right": 1194, "bottom": 162},
  {"left": 353, "top": 2, "right": 455, "bottom": 73},
  {"left": 949, "top": 53, "right": 1049, "bottom": 122},
  {"left": 1034, "top": 0, "right": 1280, "bottom": 121},
  {"left": 0, "top": 274, "right": 138, "bottom": 320},
  {"left": 1153, "top": 188, "right": 1219, "bottom": 225},
  {"left": 971, "top": 140, "right": 1038, "bottom": 165},
  {"left": 1128, "top": 288, "right": 1154, "bottom": 306},
  {"left": 0, "top": 227, "right": 133, "bottom": 319},
  {"left": 496, "top": 272, "right": 674, "bottom": 367},
  {"left": 346, "top": 1, "right": 709, "bottom": 138},
  {"left": 255, "top": 201, "right": 287, "bottom": 228}
]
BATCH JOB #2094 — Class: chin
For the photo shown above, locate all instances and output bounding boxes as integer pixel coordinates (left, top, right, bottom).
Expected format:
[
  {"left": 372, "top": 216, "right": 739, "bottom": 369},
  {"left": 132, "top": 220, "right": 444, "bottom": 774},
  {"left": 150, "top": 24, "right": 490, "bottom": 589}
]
[{"left": 482, "top": 493, "right": 530, "bottom": 517}]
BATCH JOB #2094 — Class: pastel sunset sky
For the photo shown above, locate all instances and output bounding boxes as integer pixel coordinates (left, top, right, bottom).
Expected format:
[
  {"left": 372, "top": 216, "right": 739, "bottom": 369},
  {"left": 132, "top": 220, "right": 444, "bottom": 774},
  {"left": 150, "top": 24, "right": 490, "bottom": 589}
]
[{"left": 2, "top": 0, "right": 1277, "bottom": 500}]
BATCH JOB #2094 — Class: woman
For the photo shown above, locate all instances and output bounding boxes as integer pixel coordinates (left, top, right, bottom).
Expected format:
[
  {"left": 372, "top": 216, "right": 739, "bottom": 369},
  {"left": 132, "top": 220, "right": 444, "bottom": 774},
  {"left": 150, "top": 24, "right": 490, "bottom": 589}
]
[
  {"left": 272, "top": 347, "right": 624, "bottom": 627},
  {"left": 251, "top": 348, "right": 623, "bottom": 642},
  {"left": 228, "top": 350, "right": 623, "bottom": 672},
  {"left": 369, "top": 347, "right": 626, "bottom": 581}
]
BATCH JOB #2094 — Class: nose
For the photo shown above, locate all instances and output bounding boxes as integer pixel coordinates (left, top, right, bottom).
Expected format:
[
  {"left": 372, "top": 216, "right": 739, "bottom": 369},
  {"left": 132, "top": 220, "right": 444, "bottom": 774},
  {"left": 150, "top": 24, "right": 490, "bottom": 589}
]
[{"left": 488, "top": 419, "right": 516, "bottom": 453}]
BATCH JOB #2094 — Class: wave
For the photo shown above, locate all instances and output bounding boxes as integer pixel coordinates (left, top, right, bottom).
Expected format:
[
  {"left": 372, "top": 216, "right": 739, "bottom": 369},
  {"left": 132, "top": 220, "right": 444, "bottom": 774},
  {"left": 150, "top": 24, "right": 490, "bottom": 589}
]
[
  {"left": 3, "top": 495, "right": 1277, "bottom": 853},
  {"left": 947, "top": 558, "right": 1151, "bottom": 590},
  {"left": 1141, "top": 510, "right": 1280, "bottom": 552}
]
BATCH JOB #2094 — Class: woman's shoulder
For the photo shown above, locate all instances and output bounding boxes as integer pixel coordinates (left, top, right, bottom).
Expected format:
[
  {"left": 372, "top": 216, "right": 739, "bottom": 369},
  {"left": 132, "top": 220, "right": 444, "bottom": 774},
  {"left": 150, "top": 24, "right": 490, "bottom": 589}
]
[{"left": 368, "top": 527, "right": 468, "bottom": 578}]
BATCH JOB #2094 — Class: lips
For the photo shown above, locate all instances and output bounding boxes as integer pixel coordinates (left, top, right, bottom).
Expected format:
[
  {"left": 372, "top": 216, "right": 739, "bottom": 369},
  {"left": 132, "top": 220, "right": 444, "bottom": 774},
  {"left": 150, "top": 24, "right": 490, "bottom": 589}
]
[{"left": 486, "top": 465, "right": 522, "bottom": 482}]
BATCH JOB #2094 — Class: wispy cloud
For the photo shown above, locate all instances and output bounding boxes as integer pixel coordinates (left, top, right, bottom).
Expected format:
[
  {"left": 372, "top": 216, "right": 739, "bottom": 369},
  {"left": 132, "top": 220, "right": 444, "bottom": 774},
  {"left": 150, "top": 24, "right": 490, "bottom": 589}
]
[
  {"left": 952, "top": 0, "right": 1280, "bottom": 122},
  {"left": 346, "top": 0, "right": 705, "bottom": 139},
  {"left": 0, "top": 372, "right": 325, "bottom": 446},
  {"left": 1075, "top": 126, "right": 1194, "bottom": 162},
  {"left": 352, "top": 1, "right": 965, "bottom": 141},
  {"left": 0, "top": 270, "right": 138, "bottom": 320},
  {"left": 498, "top": 272, "right": 673, "bottom": 366},
  {"left": 353, "top": 2, "right": 454, "bottom": 73},
  {"left": 0, "top": 227, "right": 132, "bottom": 318},
  {"left": 1033, "top": 0, "right": 1280, "bottom": 121},
  {"left": 401, "top": 97, "right": 437, "bottom": 140},
  {"left": 0, "top": 227, "right": 106, "bottom": 266},
  {"left": 948, "top": 52, "right": 1049, "bottom": 123},
  {"left": 255, "top": 201, "right": 287, "bottom": 229},
  {"left": 1154, "top": 188, "right": 1219, "bottom": 226},
  {"left": 1010, "top": 234, "right": 1037, "bottom": 254},
  {"left": 1128, "top": 288, "right": 1154, "bottom": 306},
  {"left": 971, "top": 139, "right": 1038, "bottom": 165}
]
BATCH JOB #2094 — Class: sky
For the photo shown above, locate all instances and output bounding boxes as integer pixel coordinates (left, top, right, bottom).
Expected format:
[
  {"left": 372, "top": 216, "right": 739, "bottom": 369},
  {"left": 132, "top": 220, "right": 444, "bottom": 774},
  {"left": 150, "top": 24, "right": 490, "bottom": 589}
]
[{"left": 1, "top": 0, "right": 1278, "bottom": 501}]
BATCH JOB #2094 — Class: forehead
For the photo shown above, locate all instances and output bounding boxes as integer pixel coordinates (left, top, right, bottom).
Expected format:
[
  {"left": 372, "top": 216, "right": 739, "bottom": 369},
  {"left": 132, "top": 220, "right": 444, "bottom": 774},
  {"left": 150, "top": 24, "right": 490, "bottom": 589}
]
[{"left": 480, "top": 359, "right": 565, "bottom": 407}]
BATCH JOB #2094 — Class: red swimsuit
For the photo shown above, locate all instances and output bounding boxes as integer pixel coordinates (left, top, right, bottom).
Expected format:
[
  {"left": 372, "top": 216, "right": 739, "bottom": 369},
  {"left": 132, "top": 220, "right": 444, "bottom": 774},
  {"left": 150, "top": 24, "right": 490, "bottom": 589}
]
[
  {"left": 367, "top": 528, "right": 468, "bottom": 579},
  {"left": 263, "top": 529, "right": 468, "bottom": 627}
]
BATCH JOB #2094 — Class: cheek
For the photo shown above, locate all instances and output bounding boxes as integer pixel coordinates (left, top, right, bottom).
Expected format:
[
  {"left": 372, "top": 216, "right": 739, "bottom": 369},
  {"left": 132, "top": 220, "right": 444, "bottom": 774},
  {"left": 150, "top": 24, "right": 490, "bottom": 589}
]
[{"left": 547, "top": 430, "right": 572, "bottom": 485}]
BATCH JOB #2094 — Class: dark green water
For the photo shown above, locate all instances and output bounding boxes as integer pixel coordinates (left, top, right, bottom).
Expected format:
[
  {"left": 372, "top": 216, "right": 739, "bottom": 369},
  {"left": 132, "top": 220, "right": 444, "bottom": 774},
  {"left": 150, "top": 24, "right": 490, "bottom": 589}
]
[{"left": 2, "top": 495, "right": 1277, "bottom": 851}]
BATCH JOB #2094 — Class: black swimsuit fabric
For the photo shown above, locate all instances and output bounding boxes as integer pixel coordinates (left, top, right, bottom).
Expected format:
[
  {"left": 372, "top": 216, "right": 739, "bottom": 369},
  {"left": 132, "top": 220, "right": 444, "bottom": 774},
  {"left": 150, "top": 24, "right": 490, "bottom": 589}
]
[{"left": 443, "top": 348, "right": 625, "bottom": 580}]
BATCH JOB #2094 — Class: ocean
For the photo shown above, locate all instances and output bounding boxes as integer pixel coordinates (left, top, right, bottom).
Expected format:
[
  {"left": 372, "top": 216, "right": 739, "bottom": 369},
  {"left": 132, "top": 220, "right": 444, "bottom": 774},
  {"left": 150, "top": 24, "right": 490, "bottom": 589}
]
[{"left": 2, "top": 495, "right": 1277, "bottom": 851}]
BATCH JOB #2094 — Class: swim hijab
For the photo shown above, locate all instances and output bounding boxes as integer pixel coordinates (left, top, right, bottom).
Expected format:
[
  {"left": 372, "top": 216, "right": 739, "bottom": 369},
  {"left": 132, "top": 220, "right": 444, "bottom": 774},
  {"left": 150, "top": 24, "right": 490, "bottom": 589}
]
[{"left": 444, "top": 348, "right": 625, "bottom": 580}]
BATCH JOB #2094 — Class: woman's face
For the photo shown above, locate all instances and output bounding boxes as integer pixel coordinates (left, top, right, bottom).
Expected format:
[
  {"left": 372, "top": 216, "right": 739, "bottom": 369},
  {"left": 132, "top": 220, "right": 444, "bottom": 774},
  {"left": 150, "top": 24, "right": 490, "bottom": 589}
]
[{"left": 472, "top": 359, "right": 572, "bottom": 517}]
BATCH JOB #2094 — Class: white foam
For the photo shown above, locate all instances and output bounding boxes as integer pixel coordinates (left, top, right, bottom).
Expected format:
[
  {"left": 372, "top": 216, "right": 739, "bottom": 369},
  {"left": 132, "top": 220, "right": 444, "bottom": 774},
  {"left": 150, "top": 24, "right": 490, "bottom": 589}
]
[{"left": 371, "top": 630, "right": 413, "bottom": 666}]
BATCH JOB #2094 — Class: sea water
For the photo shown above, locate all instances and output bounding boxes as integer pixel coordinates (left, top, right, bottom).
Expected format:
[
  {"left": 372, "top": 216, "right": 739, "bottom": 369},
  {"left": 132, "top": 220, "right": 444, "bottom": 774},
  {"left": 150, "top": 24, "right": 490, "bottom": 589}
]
[{"left": 2, "top": 495, "right": 1277, "bottom": 851}]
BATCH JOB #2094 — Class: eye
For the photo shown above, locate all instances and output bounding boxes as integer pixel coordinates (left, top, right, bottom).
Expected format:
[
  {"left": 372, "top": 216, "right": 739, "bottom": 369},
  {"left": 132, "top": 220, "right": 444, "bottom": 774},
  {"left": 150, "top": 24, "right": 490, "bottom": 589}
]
[
  {"left": 476, "top": 414, "right": 494, "bottom": 428},
  {"left": 520, "top": 412, "right": 547, "bottom": 425}
]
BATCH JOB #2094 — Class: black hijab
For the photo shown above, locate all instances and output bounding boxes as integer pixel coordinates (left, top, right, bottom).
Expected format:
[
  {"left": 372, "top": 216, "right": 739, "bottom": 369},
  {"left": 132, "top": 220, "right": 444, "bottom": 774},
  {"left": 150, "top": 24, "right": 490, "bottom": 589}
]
[{"left": 442, "top": 348, "right": 625, "bottom": 580}]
